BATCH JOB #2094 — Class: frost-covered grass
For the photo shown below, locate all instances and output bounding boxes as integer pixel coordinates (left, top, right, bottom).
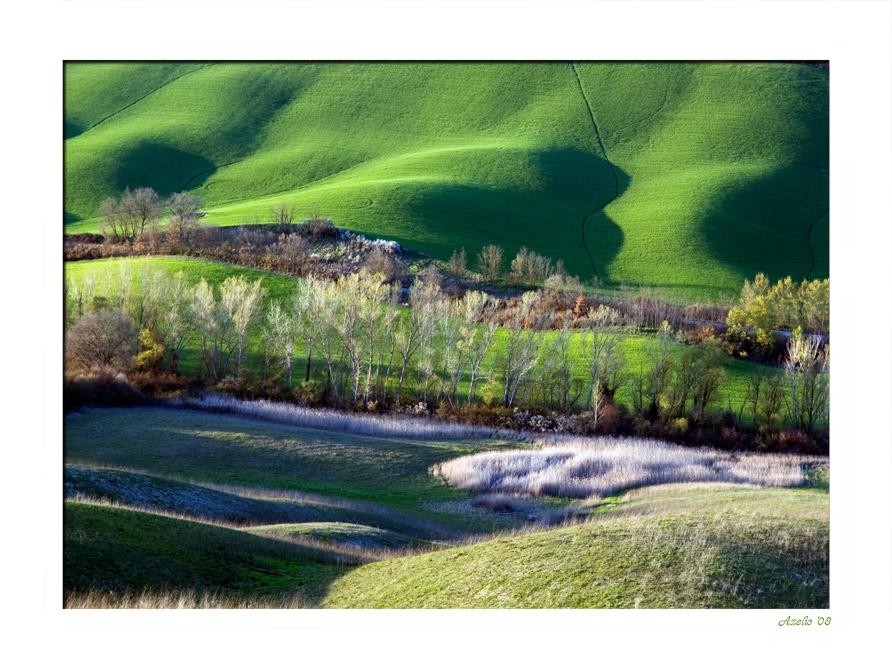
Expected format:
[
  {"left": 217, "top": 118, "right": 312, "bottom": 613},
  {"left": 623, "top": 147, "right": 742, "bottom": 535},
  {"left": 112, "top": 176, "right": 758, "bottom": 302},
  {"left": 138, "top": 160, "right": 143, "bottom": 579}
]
[
  {"left": 178, "top": 394, "right": 507, "bottom": 441},
  {"left": 434, "top": 436, "right": 822, "bottom": 500}
]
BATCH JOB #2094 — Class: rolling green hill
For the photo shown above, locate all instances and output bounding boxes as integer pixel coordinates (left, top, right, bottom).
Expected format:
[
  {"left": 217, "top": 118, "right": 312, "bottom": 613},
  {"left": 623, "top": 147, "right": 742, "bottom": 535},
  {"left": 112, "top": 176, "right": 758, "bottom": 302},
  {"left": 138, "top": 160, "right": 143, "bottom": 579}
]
[
  {"left": 64, "top": 483, "right": 828, "bottom": 608},
  {"left": 64, "top": 62, "right": 828, "bottom": 295},
  {"left": 63, "top": 500, "right": 347, "bottom": 603},
  {"left": 324, "top": 484, "right": 828, "bottom": 608}
]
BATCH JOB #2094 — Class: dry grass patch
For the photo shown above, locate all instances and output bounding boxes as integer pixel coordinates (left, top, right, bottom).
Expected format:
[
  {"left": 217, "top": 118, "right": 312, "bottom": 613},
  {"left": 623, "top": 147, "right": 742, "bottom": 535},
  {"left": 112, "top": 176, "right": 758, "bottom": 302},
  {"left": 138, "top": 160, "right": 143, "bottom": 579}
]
[{"left": 434, "top": 436, "right": 823, "bottom": 500}]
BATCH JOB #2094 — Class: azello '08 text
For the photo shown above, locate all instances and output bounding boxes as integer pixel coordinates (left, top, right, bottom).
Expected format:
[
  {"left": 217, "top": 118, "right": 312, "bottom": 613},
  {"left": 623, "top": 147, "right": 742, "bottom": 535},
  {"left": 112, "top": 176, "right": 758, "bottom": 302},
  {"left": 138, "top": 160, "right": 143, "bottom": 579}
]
[{"left": 778, "top": 616, "right": 830, "bottom": 627}]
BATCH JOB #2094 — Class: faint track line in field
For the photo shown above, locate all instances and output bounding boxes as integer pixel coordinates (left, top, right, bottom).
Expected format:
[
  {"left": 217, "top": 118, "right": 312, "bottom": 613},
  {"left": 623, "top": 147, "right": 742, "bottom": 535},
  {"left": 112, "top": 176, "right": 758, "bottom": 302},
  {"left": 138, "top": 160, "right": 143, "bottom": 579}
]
[
  {"left": 606, "top": 74, "right": 671, "bottom": 138},
  {"left": 570, "top": 63, "right": 621, "bottom": 281},
  {"left": 203, "top": 158, "right": 375, "bottom": 211},
  {"left": 79, "top": 63, "right": 216, "bottom": 135},
  {"left": 180, "top": 160, "right": 240, "bottom": 192}
]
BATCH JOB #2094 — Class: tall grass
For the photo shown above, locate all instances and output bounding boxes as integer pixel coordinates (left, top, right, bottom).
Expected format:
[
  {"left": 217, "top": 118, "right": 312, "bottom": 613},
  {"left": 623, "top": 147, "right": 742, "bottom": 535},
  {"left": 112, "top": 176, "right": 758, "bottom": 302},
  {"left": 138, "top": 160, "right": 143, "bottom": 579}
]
[
  {"left": 64, "top": 589, "right": 307, "bottom": 609},
  {"left": 175, "top": 394, "right": 511, "bottom": 441},
  {"left": 434, "top": 436, "right": 820, "bottom": 500}
]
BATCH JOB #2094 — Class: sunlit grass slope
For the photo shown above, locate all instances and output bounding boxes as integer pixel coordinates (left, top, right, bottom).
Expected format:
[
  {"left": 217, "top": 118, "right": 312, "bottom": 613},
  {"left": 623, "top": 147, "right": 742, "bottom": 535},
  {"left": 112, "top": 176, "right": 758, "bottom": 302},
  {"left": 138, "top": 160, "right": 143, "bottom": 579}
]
[
  {"left": 65, "top": 484, "right": 827, "bottom": 608},
  {"left": 323, "top": 484, "right": 828, "bottom": 608},
  {"left": 64, "top": 62, "right": 827, "bottom": 294}
]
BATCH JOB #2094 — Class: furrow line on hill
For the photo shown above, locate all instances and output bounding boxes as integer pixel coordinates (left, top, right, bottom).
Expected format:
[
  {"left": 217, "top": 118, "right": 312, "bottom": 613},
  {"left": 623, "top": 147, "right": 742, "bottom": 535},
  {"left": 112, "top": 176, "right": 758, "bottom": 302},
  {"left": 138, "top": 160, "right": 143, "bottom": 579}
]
[
  {"left": 80, "top": 63, "right": 216, "bottom": 135},
  {"left": 606, "top": 74, "right": 671, "bottom": 138},
  {"left": 180, "top": 160, "right": 241, "bottom": 192},
  {"left": 569, "top": 62, "right": 622, "bottom": 281},
  {"left": 203, "top": 157, "right": 374, "bottom": 211}
]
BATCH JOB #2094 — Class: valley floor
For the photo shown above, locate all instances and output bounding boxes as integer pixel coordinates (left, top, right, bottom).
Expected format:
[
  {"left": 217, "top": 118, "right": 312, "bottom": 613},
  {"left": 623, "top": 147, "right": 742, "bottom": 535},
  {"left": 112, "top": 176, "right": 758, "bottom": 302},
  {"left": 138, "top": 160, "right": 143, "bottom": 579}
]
[{"left": 64, "top": 405, "right": 828, "bottom": 608}]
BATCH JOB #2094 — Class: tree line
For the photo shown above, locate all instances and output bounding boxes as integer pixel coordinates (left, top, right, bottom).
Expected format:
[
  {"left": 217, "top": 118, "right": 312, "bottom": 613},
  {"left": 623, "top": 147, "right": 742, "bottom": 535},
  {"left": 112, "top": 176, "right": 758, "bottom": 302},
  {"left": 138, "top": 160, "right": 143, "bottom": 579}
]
[{"left": 65, "top": 264, "right": 829, "bottom": 438}]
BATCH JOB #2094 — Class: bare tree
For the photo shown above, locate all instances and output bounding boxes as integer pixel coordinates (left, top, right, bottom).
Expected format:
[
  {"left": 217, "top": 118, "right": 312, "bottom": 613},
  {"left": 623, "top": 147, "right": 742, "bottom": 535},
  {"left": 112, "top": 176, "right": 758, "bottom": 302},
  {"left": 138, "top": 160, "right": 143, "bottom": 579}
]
[
  {"left": 265, "top": 301, "right": 296, "bottom": 387},
  {"left": 271, "top": 203, "right": 295, "bottom": 227},
  {"left": 363, "top": 247, "right": 403, "bottom": 283},
  {"left": 191, "top": 280, "right": 237, "bottom": 382},
  {"left": 509, "top": 247, "right": 554, "bottom": 285},
  {"left": 784, "top": 328, "right": 829, "bottom": 435},
  {"left": 459, "top": 290, "right": 498, "bottom": 404},
  {"left": 437, "top": 298, "right": 463, "bottom": 402},
  {"left": 157, "top": 271, "right": 194, "bottom": 372},
  {"left": 219, "top": 276, "right": 266, "bottom": 378},
  {"left": 745, "top": 368, "right": 785, "bottom": 430},
  {"left": 689, "top": 338, "right": 726, "bottom": 422},
  {"left": 99, "top": 197, "right": 126, "bottom": 242},
  {"left": 583, "top": 306, "right": 626, "bottom": 424},
  {"left": 633, "top": 321, "right": 674, "bottom": 419},
  {"left": 167, "top": 192, "right": 203, "bottom": 238},
  {"left": 294, "top": 281, "right": 321, "bottom": 383},
  {"left": 538, "top": 321, "right": 578, "bottom": 411},
  {"left": 65, "top": 276, "right": 90, "bottom": 328},
  {"left": 66, "top": 309, "right": 138, "bottom": 371},
  {"left": 125, "top": 187, "right": 162, "bottom": 238},
  {"left": 311, "top": 282, "right": 344, "bottom": 401},
  {"left": 274, "top": 234, "right": 309, "bottom": 272},
  {"left": 394, "top": 279, "right": 426, "bottom": 401},
  {"left": 500, "top": 292, "right": 546, "bottom": 407},
  {"left": 99, "top": 187, "right": 162, "bottom": 241}
]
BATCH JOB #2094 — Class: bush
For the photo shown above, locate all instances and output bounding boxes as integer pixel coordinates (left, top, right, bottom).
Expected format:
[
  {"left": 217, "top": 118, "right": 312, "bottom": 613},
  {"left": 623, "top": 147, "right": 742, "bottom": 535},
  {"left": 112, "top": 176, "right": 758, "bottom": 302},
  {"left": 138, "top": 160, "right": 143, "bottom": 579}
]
[
  {"left": 726, "top": 273, "right": 830, "bottom": 351},
  {"left": 270, "top": 233, "right": 309, "bottom": 272},
  {"left": 301, "top": 216, "right": 338, "bottom": 238},
  {"left": 66, "top": 310, "right": 138, "bottom": 372},
  {"left": 364, "top": 247, "right": 405, "bottom": 283},
  {"left": 64, "top": 369, "right": 145, "bottom": 410},
  {"left": 447, "top": 248, "right": 468, "bottom": 277},
  {"left": 477, "top": 244, "right": 504, "bottom": 281},
  {"left": 509, "top": 247, "right": 554, "bottom": 285},
  {"left": 595, "top": 401, "right": 627, "bottom": 435},
  {"left": 133, "top": 329, "right": 165, "bottom": 371},
  {"left": 671, "top": 416, "right": 689, "bottom": 435}
]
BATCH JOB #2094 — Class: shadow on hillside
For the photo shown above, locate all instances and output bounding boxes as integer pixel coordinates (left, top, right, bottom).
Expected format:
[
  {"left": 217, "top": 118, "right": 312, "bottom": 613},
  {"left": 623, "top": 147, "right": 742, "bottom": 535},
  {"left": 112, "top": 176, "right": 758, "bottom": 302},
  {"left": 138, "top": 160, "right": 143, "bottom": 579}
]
[
  {"left": 701, "top": 164, "right": 828, "bottom": 281},
  {"left": 64, "top": 119, "right": 84, "bottom": 140},
  {"left": 400, "top": 147, "right": 628, "bottom": 282},
  {"left": 111, "top": 141, "right": 218, "bottom": 198}
]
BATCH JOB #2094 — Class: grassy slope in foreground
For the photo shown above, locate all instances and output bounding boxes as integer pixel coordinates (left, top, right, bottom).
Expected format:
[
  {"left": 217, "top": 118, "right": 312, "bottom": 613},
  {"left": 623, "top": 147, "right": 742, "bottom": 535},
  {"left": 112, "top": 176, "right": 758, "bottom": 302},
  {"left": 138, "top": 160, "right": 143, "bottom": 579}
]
[
  {"left": 63, "top": 500, "right": 346, "bottom": 604},
  {"left": 64, "top": 256, "right": 773, "bottom": 415},
  {"left": 64, "top": 62, "right": 828, "bottom": 297},
  {"left": 323, "top": 484, "right": 828, "bottom": 608},
  {"left": 64, "top": 484, "right": 828, "bottom": 608}
]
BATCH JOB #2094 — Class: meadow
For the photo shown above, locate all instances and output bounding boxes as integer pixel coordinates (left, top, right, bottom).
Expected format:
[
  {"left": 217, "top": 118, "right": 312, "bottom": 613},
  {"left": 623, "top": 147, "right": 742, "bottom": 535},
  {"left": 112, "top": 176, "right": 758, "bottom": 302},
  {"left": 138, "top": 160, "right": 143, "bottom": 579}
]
[
  {"left": 62, "top": 61, "right": 830, "bottom": 609},
  {"left": 64, "top": 405, "right": 828, "bottom": 608},
  {"left": 64, "top": 62, "right": 828, "bottom": 298}
]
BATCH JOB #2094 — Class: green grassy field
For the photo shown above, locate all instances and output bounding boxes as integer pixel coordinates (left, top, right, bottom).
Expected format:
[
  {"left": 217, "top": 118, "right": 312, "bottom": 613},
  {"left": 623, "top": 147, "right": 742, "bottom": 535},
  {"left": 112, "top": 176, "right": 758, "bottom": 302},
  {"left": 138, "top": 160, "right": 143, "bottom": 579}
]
[
  {"left": 64, "top": 482, "right": 828, "bottom": 608},
  {"left": 65, "top": 256, "right": 774, "bottom": 415},
  {"left": 249, "top": 522, "right": 422, "bottom": 552},
  {"left": 64, "top": 406, "right": 828, "bottom": 608},
  {"left": 324, "top": 483, "right": 828, "bottom": 608},
  {"left": 64, "top": 500, "right": 347, "bottom": 604},
  {"left": 64, "top": 62, "right": 828, "bottom": 297},
  {"left": 65, "top": 406, "right": 522, "bottom": 533}
]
